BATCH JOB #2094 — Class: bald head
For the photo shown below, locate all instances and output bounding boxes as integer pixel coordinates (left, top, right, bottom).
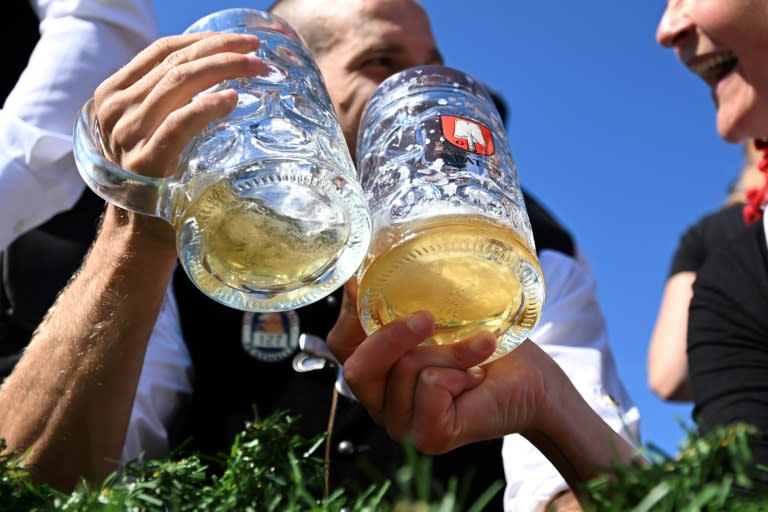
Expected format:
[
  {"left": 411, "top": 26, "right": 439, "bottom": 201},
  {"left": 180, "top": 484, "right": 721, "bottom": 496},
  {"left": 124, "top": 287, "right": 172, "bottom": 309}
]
[
  {"left": 268, "top": 0, "right": 342, "bottom": 56},
  {"left": 269, "top": 0, "right": 427, "bottom": 57}
]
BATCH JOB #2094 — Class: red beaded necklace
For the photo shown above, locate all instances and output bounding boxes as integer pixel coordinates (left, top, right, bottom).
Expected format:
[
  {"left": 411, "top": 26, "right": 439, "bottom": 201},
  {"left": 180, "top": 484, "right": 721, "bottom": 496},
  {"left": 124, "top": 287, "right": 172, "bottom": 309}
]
[{"left": 743, "top": 139, "right": 768, "bottom": 224}]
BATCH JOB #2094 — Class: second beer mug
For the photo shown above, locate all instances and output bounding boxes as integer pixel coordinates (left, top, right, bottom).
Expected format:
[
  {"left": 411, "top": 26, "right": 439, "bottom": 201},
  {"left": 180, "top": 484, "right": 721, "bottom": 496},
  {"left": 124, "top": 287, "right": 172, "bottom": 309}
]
[
  {"left": 356, "top": 65, "right": 545, "bottom": 361},
  {"left": 73, "top": 9, "right": 371, "bottom": 312}
]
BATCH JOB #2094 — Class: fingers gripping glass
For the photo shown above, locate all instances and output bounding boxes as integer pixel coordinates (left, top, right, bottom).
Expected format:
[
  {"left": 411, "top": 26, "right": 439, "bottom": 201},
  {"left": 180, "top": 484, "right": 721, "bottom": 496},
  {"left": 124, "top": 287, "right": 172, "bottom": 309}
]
[{"left": 73, "top": 9, "right": 371, "bottom": 312}]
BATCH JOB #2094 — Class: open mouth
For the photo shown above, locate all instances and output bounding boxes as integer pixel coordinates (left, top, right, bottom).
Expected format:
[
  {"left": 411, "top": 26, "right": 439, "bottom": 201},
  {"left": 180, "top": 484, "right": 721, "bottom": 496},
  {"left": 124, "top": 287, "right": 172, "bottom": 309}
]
[{"left": 689, "top": 52, "right": 738, "bottom": 86}]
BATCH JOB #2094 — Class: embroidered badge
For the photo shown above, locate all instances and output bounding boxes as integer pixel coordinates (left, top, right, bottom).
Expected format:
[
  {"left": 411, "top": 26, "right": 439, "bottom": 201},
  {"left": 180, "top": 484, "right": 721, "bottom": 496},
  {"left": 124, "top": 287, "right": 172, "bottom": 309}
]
[
  {"left": 241, "top": 310, "right": 300, "bottom": 362},
  {"left": 440, "top": 115, "right": 494, "bottom": 156}
]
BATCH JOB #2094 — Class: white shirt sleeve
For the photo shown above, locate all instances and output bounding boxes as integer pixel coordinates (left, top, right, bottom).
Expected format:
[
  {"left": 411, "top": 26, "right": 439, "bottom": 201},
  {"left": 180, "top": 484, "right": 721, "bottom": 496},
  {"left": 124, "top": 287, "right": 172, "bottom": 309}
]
[
  {"left": 122, "top": 279, "right": 193, "bottom": 463},
  {"left": 0, "top": 0, "right": 158, "bottom": 250},
  {"left": 502, "top": 249, "right": 641, "bottom": 512}
]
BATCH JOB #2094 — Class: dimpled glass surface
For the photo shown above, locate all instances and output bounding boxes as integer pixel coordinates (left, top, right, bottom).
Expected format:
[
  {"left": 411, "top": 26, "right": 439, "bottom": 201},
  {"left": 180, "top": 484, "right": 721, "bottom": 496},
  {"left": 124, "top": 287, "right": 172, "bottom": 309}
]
[{"left": 356, "top": 65, "right": 534, "bottom": 252}]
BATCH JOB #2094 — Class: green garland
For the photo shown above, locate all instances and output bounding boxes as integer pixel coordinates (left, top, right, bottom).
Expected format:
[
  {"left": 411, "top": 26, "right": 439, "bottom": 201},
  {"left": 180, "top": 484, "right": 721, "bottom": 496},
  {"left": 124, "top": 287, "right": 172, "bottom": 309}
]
[
  {"left": 583, "top": 423, "right": 768, "bottom": 511},
  {"left": 1, "top": 413, "right": 767, "bottom": 511}
]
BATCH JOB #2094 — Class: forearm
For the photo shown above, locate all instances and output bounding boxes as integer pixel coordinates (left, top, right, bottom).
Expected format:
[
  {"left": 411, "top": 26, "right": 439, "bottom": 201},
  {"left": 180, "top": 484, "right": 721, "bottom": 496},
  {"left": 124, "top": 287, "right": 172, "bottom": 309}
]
[
  {"left": 0, "top": 206, "right": 177, "bottom": 490},
  {"left": 524, "top": 371, "right": 642, "bottom": 504},
  {"left": 647, "top": 272, "right": 695, "bottom": 401},
  {"left": 648, "top": 345, "right": 692, "bottom": 401}
]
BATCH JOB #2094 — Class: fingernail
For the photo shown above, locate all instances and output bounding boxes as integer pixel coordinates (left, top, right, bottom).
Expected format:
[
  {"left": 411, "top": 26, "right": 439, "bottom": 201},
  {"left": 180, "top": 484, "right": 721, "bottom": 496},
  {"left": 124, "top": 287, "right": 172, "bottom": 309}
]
[
  {"left": 421, "top": 368, "right": 438, "bottom": 384},
  {"left": 468, "top": 366, "right": 485, "bottom": 379},
  {"left": 218, "top": 88, "right": 238, "bottom": 101},
  {"left": 406, "top": 311, "right": 433, "bottom": 336}
]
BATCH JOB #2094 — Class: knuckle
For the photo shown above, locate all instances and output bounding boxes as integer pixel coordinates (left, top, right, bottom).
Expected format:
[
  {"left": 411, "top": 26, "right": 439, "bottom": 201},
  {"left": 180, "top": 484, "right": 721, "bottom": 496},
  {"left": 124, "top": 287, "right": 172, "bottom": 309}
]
[
  {"left": 93, "top": 82, "right": 112, "bottom": 107},
  {"left": 217, "top": 32, "right": 250, "bottom": 48},
  {"left": 452, "top": 343, "right": 475, "bottom": 367},
  {"left": 108, "top": 122, "right": 138, "bottom": 162},
  {"left": 96, "top": 93, "right": 127, "bottom": 126},
  {"left": 453, "top": 335, "right": 493, "bottom": 366},
  {"left": 121, "top": 153, "right": 147, "bottom": 174},
  {"left": 395, "top": 352, "right": 422, "bottom": 377},
  {"left": 94, "top": 94, "right": 133, "bottom": 159},
  {"left": 325, "top": 325, "right": 340, "bottom": 347},
  {"left": 341, "top": 361, "right": 361, "bottom": 386},
  {"left": 127, "top": 150, "right": 168, "bottom": 177},
  {"left": 324, "top": 328, "right": 348, "bottom": 362},
  {"left": 163, "top": 106, "right": 186, "bottom": 128},
  {"left": 221, "top": 52, "right": 254, "bottom": 72},
  {"left": 164, "top": 64, "right": 187, "bottom": 87},
  {"left": 225, "top": 52, "right": 247, "bottom": 65},
  {"left": 150, "top": 37, "right": 174, "bottom": 57},
  {"left": 165, "top": 48, "right": 189, "bottom": 67}
]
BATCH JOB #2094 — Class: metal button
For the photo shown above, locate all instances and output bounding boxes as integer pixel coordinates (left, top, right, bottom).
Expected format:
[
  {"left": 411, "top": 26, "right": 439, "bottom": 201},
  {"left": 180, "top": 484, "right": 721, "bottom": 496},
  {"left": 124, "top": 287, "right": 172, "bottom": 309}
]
[{"left": 337, "top": 440, "right": 356, "bottom": 456}]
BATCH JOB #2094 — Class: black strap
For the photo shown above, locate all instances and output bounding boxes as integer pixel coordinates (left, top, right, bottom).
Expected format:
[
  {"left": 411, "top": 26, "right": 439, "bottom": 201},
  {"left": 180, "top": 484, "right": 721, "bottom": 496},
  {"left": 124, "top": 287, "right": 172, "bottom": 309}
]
[
  {"left": 523, "top": 187, "right": 575, "bottom": 257},
  {"left": 3, "top": 1, "right": 40, "bottom": 102}
]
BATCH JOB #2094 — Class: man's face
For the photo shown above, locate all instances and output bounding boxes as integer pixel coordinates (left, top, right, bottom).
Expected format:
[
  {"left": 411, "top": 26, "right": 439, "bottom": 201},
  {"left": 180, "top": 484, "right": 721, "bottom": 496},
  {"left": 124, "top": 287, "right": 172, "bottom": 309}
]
[{"left": 311, "top": 0, "right": 443, "bottom": 158}]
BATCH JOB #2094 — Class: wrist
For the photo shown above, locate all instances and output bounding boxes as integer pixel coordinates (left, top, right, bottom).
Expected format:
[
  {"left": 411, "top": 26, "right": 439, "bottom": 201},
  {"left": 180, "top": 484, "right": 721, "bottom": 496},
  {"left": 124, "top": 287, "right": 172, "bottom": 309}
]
[
  {"left": 101, "top": 204, "right": 178, "bottom": 259},
  {"left": 520, "top": 342, "right": 640, "bottom": 493},
  {"left": 515, "top": 340, "right": 573, "bottom": 439}
]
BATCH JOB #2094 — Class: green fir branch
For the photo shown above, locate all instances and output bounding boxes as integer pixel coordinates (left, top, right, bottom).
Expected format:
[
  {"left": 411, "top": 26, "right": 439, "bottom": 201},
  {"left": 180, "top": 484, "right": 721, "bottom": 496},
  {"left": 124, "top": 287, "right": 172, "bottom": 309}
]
[
  {"left": 2, "top": 413, "right": 767, "bottom": 510},
  {"left": 583, "top": 423, "right": 768, "bottom": 511}
]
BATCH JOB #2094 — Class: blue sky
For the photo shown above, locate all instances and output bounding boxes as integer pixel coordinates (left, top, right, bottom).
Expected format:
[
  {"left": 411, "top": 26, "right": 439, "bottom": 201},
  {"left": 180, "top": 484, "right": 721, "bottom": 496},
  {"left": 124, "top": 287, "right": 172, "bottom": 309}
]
[{"left": 154, "top": 1, "right": 744, "bottom": 457}]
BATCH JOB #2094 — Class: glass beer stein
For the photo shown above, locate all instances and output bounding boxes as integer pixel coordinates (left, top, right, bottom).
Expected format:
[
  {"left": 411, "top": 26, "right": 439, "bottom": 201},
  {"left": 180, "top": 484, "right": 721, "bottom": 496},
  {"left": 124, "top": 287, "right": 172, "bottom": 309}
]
[
  {"left": 355, "top": 65, "right": 545, "bottom": 361},
  {"left": 73, "top": 9, "right": 371, "bottom": 312}
]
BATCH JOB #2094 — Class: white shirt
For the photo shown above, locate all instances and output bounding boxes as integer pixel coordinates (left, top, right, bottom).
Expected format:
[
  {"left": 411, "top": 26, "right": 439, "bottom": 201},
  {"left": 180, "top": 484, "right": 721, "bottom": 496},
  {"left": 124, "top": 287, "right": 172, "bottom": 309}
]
[
  {"left": 125, "top": 248, "right": 641, "bottom": 511},
  {"left": 502, "top": 250, "right": 641, "bottom": 512},
  {"left": 0, "top": 0, "right": 158, "bottom": 250}
]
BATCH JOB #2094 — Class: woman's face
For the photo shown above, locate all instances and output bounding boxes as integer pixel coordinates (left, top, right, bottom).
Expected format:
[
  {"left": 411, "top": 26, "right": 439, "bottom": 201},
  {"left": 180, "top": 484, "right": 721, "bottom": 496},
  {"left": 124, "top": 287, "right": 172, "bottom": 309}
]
[{"left": 657, "top": 0, "right": 768, "bottom": 142}]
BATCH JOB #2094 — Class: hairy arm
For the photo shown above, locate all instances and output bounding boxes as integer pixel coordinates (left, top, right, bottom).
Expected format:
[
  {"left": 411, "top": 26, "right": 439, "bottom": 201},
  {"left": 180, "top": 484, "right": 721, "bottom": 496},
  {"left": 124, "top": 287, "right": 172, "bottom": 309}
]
[
  {"left": 0, "top": 30, "right": 267, "bottom": 490},
  {"left": 0, "top": 207, "right": 177, "bottom": 490},
  {"left": 647, "top": 271, "right": 695, "bottom": 401}
]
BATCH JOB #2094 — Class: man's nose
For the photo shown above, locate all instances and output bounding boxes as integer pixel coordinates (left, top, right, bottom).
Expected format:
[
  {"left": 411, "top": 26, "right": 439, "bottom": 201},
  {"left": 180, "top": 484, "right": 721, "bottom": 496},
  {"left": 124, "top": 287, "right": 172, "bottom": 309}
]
[{"left": 656, "top": 2, "right": 694, "bottom": 48}]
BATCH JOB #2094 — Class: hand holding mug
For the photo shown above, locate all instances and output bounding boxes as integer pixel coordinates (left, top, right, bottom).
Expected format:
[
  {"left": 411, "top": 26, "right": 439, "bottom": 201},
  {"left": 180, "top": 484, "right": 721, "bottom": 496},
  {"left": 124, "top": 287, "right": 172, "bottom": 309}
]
[
  {"left": 74, "top": 9, "right": 371, "bottom": 312},
  {"left": 354, "top": 65, "right": 545, "bottom": 362}
]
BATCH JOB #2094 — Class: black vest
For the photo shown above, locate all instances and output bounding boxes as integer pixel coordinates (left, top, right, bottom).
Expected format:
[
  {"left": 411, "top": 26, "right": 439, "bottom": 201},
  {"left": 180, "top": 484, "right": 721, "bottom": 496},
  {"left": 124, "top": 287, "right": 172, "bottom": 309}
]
[{"left": 5, "top": 1, "right": 40, "bottom": 101}]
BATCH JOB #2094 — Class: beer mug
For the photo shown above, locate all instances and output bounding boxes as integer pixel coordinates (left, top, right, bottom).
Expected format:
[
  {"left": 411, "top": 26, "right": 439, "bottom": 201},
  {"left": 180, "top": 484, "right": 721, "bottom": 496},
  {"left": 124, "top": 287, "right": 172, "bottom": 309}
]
[
  {"left": 73, "top": 9, "right": 371, "bottom": 312},
  {"left": 355, "top": 65, "right": 545, "bottom": 361}
]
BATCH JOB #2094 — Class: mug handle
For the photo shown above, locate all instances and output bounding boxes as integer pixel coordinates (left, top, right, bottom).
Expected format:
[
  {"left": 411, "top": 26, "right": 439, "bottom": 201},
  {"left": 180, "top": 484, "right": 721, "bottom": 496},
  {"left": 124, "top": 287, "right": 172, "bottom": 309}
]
[{"left": 73, "top": 98, "right": 171, "bottom": 219}]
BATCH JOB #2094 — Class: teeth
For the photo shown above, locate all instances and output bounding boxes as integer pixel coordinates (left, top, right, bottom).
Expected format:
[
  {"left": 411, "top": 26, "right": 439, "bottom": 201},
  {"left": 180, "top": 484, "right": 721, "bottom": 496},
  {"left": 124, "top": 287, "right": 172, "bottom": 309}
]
[{"left": 690, "top": 52, "right": 737, "bottom": 78}]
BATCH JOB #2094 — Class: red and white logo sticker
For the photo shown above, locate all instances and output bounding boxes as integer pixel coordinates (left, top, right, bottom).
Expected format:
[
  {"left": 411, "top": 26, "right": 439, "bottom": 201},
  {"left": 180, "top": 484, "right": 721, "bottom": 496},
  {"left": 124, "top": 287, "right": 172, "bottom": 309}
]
[{"left": 440, "top": 115, "right": 494, "bottom": 156}]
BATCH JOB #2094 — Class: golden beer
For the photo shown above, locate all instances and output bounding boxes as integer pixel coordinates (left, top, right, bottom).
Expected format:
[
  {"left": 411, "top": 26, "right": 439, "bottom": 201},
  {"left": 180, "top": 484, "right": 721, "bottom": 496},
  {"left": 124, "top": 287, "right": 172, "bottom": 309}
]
[
  {"left": 175, "top": 176, "right": 348, "bottom": 299},
  {"left": 357, "top": 214, "right": 545, "bottom": 359}
]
